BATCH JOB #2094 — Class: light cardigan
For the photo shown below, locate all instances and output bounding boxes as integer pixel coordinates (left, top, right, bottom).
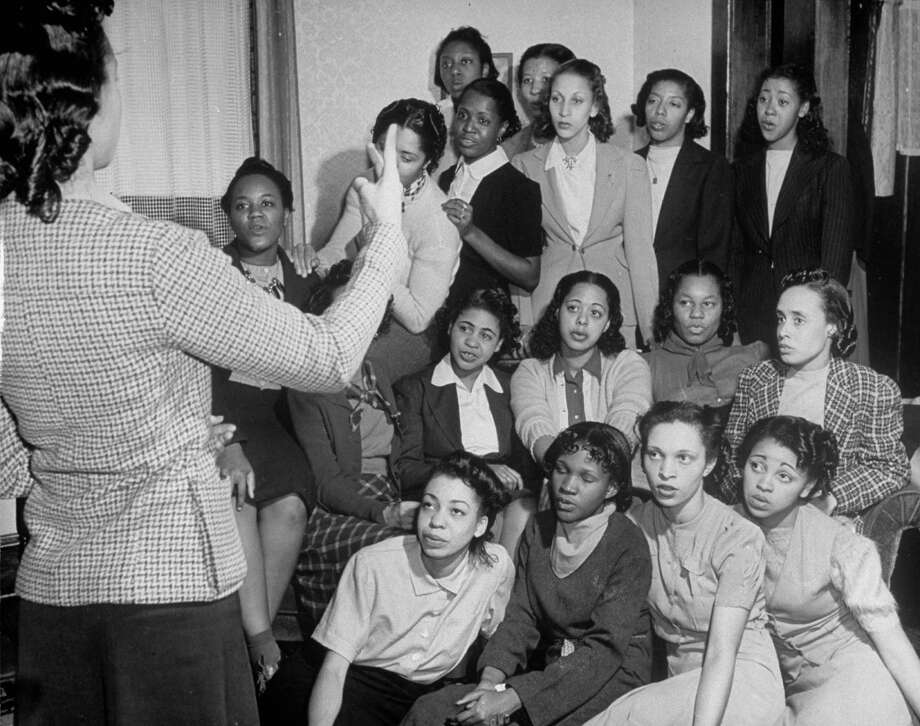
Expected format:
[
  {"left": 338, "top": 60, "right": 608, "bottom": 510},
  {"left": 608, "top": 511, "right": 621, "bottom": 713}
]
[
  {"left": 511, "top": 350, "right": 652, "bottom": 456},
  {"left": 318, "top": 173, "right": 461, "bottom": 333}
]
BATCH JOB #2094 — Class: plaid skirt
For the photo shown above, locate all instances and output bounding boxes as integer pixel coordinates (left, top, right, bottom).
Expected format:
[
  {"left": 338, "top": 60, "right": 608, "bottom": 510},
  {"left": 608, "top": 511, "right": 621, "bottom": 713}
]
[{"left": 292, "top": 473, "right": 403, "bottom": 625}]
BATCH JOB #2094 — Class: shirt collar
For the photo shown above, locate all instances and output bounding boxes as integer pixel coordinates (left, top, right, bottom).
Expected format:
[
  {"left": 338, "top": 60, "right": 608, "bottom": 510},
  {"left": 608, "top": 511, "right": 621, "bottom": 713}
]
[
  {"left": 406, "top": 537, "right": 471, "bottom": 596},
  {"left": 431, "top": 355, "right": 503, "bottom": 394},
  {"left": 457, "top": 146, "right": 508, "bottom": 181},
  {"left": 551, "top": 348, "right": 603, "bottom": 380},
  {"left": 544, "top": 133, "right": 596, "bottom": 172}
]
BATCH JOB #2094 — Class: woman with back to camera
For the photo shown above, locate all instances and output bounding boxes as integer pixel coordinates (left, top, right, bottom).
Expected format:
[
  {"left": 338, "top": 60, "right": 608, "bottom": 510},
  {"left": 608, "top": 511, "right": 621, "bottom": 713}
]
[{"left": 0, "top": 2, "right": 407, "bottom": 723}]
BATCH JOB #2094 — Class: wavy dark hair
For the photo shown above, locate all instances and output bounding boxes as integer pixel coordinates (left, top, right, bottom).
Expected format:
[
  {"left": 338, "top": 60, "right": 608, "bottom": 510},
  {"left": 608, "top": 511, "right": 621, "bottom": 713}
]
[
  {"left": 738, "top": 415, "right": 839, "bottom": 498},
  {"left": 779, "top": 268, "right": 856, "bottom": 359},
  {"left": 653, "top": 259, "right": 737, "bottom": 345},
  {"left": 529, "top": 270, "right": 625, "bottom": 360},
  {"left": 372, "top": 98, "right": 447, "bottom": 176},
  {"left": 544, "top": 422, "right": 634, "bottom": 513},
  {"left": 638, "top": 401, "right": 723, "bottom": 464},
  {"left": 632, "top": 68, "right": 708, "bottom": 140},
  {"left": 436, "top": 287, "right": 521, "bottom": 360},
  {"left": 457, "top": 78, "right": 522, "bottom": 142},
  {"left": 533, "top": 59, "right": 615, "bottom": 143},
  {"left": 220, "top": 157, "right": 294, "bottom": 215},
  {"left": 737, "top": 63, "right": 830, "bottom": 155},
  {"left": 303, "top": 259, "right": 393, "bottom": 336},
  {"left": 426, "top": 451, "right": 510, "bottom": 566},
  {"left": 516, "top": 43, "right": 576, "bottom": 85},
  {"left": 432, "top": 26, "right": 499, "bottom": 96},
  {"left": 0, "top": 0, "right": 115, "bottom": 222}
]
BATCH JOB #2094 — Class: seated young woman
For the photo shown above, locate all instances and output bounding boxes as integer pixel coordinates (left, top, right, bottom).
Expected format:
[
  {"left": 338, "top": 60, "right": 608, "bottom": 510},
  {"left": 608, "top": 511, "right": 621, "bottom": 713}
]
[
  {"left": 439, "top": 78, "right": 543, "bottom": 305},
  {"left": 719, "top": 268, "right": 909, "bottom": 526},
  {"left": 298, "top": 99, "right": 461, "bottom": 380},
  {"left": 511, "top": 270, "right": 652, "bottom": 466},
  {"left": 644, "top": 259, "right": 768, "bottom": 408},
  {"left": 394, "top": 287, "right": 537, "bottom": 555},
  {"left": 586, "top": 401, "right": 784, "bottom": 726},
  {"left": 738, "top": 415, "right": 920, "bottom": 724},
  {"left": 212, "top": 157, "right": 319, "bottom": 689},
  {"left": 307, "top": 452, "right": 514, "bottom": 726},
  {"left": 287, "top": 261, "right": 415, "bottom": 625},
  {"left": 403, "top": 422, "right": 652, "bottom": 726}
]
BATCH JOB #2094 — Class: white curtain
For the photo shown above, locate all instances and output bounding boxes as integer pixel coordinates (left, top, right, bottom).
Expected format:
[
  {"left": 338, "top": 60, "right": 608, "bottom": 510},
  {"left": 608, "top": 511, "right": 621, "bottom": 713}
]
[{"left": 898, "top": 0, "right": 920, "bottom": 154}]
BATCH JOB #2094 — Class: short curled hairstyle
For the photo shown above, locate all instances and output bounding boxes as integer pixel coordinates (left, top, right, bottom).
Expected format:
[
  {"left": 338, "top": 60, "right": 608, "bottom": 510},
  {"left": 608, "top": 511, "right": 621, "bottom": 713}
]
[
  {"left": 652, "top": 259, "right": 737, "bottom": 346},
  {"left": 632, "top": 68, "right": 708, "bottom": 140},
  {"left": 220, "top": 157, "right": 294, "bottom": 215},
  {"left": 529, "top": 270, "right": 625, "bottom": 360},
  {"left": 779, "top": 268, "right": 856, "bottom": 359},
  {"left": 532, "top": 59, "right": 615, "bottom": 143},
  {"left": 436, "top": 287, "right": 521, "bottom": 360},
  {"left": 426, "top": 451, "right": 510, "bottom": 566},
  {"left": 544, "top": 421, "right": 634, "bottom": 513},
  {"left": 737, "top": 63, "right": 830, "bottom": 155},
  {"left": 432, "top": 26, "right": 499, "bottom": 96},
  {"left": 737, "top": 415, "right": 839, "bottom": 498},
  {"left": 302, "top": 259, "right": 393, "bottom": 336},
  {"left": 638, "top": 401, "right": 723, "bottom": 464},
  {"left": 457, "top": 78, "right": 522, "bottom": 141},
  {"left": 516, "top": 43, "right": 576, "bottom": 86},
  {"left": 371, "top": 98, "right": 447, "bottom": 176},
  {"left": 0, "top": 0, "right": 114, "bottom": 222}
]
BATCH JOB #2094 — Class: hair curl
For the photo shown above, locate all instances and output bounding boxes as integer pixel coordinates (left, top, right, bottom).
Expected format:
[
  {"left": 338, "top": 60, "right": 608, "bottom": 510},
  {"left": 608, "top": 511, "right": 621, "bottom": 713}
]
[
  {"left": 457, "top": 78, "right": 522, "bottom": 141},
  {"left": 220, "top": 157, "right": 294, "bottom": 215},
  {"left": 652, "top": 259, "right": 737, "bottom": 345},
  {"left": 543, "top": 421, "right": 634, "bottom": 513},
  {"left": 303, "top": 259, "right": 393, "bottom": 336},
  {"left": 529, "top": 270, "right": 625, "bottom": 360},
  {"left": 532, "top": 59, "right": 615, "bottom": 143},
  {"left": 436, "top": 287, "right": 521, "bottom": 360},
  {"left": 372, "top": 98, "right": 447, "bottom": 176},
  {"left": 737, "top": 415, "right": 839, "bottom": 498},
  {"left": 426, "top": 451, "right": 510, "bottom": 566},
  {"left": 779, "top": 268, "right": 856, "bottom": 358},
  {"left": 632, "top": 68, "right": 708, "bottom": 140},
  {"left": 737, "top": 63, "right": 830, "bottom": 155},
  {"left": 432, "top": 26, "right": 499, "bottom": 96},
  {"left": 1, "top": 0, "right": 114, "bottom": 222},
  {"left": 638, "top": 401, "right": 723, "bottom": 464},
  {"left": 516, "top": 43, "right": 576, "bottom": 85}
]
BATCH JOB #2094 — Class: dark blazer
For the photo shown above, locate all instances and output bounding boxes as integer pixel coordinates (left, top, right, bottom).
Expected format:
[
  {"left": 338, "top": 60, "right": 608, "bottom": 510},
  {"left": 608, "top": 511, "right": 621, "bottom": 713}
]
[
  {"left": 211, "top": 243, "right": 320, "bottom": 505},
  {"left": 731, "top": 145, "right": 854, "bottom": 346},
  {"left": 393, "top": 363, "right": 536, "bottom": 494},
  {"left": 287, "top": 356, "right": 400, "bottom": 524},
  {"left": 438, "top": 162, "right": 543, "bottom": 302},
  {"left": 636, "top": 139, "right": 732, "bottom": 284},
  {"left": 719, "top": 358, "right": 909, "bottom": 516}
]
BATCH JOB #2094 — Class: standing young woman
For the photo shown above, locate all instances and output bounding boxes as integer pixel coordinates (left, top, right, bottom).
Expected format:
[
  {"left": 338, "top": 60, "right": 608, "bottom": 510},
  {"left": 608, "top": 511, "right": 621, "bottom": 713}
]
[
  {"left": 732, "top": 63, "right": 854, "bottom": 347},
  {"left": 632, "top": 68, "right": 732, "bottom": 285},
  {"left": 512, "top": 59, "right": 656, "bottom": 343},
  {"left": 586, "top": 402, "right": 784, "bottom": 726},
  {"left": 739, "top": 416, "right": 920, "bottom": 724},
  {"left": 439, "top": 78, "right": 543, "bottom": 306}
]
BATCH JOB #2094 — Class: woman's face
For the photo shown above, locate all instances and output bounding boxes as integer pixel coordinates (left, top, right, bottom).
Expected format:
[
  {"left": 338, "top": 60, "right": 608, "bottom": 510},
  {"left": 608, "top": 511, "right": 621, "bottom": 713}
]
[
  {"left": 550, "top": 446, "right": 615, "bottom": 523},
  {"left": 448, "top": 306, "right": 503, "bottom": 381},
  {"left": 452, "top": 90, "right": 507, "bottom": 163},
  {"left": 645, "top": 79, "right": 695, "bottom": 147},
  {"left": 439, "top": 41, "right": 489, "bottom": 101},
  {"left": 743, "top": 437, "right": 813, "bottom": 528},
  {"left": 672, "top": 274, "right": 723, "bottom": 347},
  {"left": 549, "top": 71, "right": 599, "bottom": 148},
  {"left": 376, "top": 126, "right": 427, "bottom": 188},
  {"left": 776, "top": 286, "right": 834, "bottom": 372},
  {"left": 89, "top": 54, "right": 123, "bottom": 170},
  {"left": 227, "top": 173, "right": 289, "bottom": 261},
  {"left": 417, "top": 474, "right": 487, "bottom": 568},
  {"left": 643, "top": 421, "right": 714, "bottom": 519},
  {"left": 519, "top": 55, "right": 560, "bottom": 120},
  {"left": 757, "top": 76, "right": 809, "bottom": 150},
  {"left": 558, "top": 282, "right": 611, "bottom": 356}
]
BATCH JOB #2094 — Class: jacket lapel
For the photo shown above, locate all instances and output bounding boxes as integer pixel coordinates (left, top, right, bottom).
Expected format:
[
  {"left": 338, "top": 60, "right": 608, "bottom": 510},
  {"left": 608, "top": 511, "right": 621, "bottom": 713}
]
[
  {"left": 771, "top": 144, "right": 812, "bottom": 236},
  {"left": 484, "top": 383, "right": 512, "bottom": 451},
  {"left": 424, "top": 379, "right": 464, "bottom": 451},
  {"left": 741, "top": 151, "right": 770, "bottom": 248},
  {"left": 584, "top": 143, "right": 616, "bottom": 243},
  {"left": 822, "top": 358, "right": 853, "bottom": 439},
  {"left": 654, "top": 141, "right": 701, "bottom": 245}
]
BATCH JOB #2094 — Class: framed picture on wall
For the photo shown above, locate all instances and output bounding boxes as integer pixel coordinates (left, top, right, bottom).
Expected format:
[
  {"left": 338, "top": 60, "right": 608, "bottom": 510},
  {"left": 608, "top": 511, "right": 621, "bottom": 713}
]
[{"left": 493, "top": 52, "right": 513, "bottom": 90}]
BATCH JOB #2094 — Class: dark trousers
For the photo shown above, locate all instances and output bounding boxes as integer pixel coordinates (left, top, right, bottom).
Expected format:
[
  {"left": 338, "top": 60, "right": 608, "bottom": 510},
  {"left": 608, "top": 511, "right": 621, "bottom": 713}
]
[{"left": 17, "top": 594, "right": 258, "bottom": 726}]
